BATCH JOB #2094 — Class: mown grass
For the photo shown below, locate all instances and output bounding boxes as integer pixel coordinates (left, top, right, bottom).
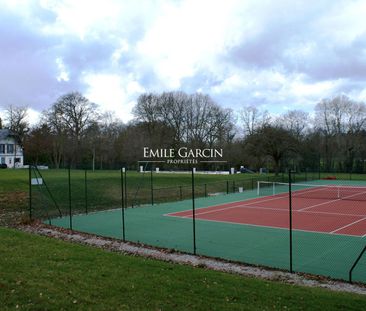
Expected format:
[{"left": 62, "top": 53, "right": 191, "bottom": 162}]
[
  {"left": 0, "top": 227, "right": 365, "bottom": 311},
  {"left": 0, "top": 168, "right": 265, "bottom": 193},
  {"left": 1, "top": 169, "right": 277, "bottom": 219},
  {"left": 2, "top": 168, "right": 366, "bottom": 221}
]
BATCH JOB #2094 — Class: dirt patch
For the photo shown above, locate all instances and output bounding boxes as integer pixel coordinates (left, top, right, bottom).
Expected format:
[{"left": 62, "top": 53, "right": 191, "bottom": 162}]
[
  {"left": 0, "top": 191, "right": 28, "bottom": 208},
  {"left": 0, "top": 191, "right": 28, "bottom": 226},
  {"left": 18, "top": 223, "right": 366, "bottom": 296}
]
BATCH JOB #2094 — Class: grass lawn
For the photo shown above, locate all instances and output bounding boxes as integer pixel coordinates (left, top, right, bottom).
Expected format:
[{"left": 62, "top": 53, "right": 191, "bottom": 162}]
[
  {"left": 2, "top": 168, "right": 364, "bottom": 219},
  {"left": 0, "top": 227, "right": 365, "bottom": 311},
  {"left": 1, "top": 169, "right": 281, "bottom": 220},
  {"left": 0, "top": 168, "right": 267, "bottom": 193}
]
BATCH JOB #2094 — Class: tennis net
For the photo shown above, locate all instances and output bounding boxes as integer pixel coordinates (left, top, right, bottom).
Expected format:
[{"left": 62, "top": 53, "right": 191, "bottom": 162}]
[{"left": 257, "top": 181, "right": 366, "bottom": 201}]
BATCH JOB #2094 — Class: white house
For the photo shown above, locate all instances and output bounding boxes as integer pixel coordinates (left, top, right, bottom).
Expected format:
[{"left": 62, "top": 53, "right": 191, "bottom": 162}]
[{"left": 0, "top": 129, "right": 24, "bottom": 168}]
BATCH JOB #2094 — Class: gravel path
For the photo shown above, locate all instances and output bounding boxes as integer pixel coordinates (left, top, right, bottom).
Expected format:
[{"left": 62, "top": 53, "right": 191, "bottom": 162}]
[{"left": 19, "top": 223, "right": 366, "bottom": 296}]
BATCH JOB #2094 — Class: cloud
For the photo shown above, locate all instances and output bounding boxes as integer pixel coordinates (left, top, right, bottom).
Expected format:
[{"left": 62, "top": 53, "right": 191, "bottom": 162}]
[
  {"left": 82, "top": 73, "right": 145, "bottom": 122},
  {"left": 0, "top": 0, "right": 366, "bottom": 126}
]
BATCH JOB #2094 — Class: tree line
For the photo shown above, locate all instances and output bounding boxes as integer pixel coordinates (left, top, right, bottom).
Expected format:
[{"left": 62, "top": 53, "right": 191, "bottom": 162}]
[{"left": 1, "top": 92, "right": 366, "bottom": 173}]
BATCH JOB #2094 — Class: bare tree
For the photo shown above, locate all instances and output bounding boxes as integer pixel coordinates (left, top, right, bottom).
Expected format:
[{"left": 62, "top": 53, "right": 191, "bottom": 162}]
[
  {"left": 276, "top": 110, "right": 310, "bottom": 138},
  {"left": 184, "top": 93, "right": 234, "bottom": 146},
  {"left": 53, "top": 92, "right": 97, "bottom": 140},
  {"left": 314, "top": 95, "right": 366, "bottom": 171},
  {"left": 239, "top": 105, "right": 270, "bottom": 136},
  {"left": 134, "top": 91, "right": 234, "bottom": 148},
  {"left": 159, "top": 91, "right": 188, "bottom": 144},
  {"left": 4, "top": 105, "right": 29, "bottom": 143},
  {"left": 314, "top": 95, "right": 366, "bottom": 135},
  {"left": 44, "top": 92, "right": 98, "bottom": 167},
  {"left": 245, "top": 125, "right": 298, "bottom": 175}
]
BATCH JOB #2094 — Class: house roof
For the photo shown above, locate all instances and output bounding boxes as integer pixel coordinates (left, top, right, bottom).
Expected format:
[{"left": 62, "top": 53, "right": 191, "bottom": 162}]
[{"left": 0, "top": 129, "right": 18, "bottom": 141}]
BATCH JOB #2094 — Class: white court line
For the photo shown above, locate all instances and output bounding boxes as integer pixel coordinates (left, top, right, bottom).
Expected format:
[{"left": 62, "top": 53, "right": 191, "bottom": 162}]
[
  {"left": 165, "top": 185, "right": 366, "bottom": 236},
  {"left": 167, "top": 193, "right": 366, "bottom": 218},
  {"left": 168, "top": 200, "right": 366, "bottom": 218},
  {"left": 298, "top": 189, "right": 366, "bottom": 212},
  {"left": 298, "top": 198, "right": 344, "bottom": 211},
  {"left": 165, "top": 214, "right": 364, "bottom": 238},
  {"left": 167, "top": 184, "right": 366, "bottom": 217},
  {"left": 170, "top": 183, "right": 350, "bottom": 217},
  {"left": 166, "top": 201, "right": 366, "bottom": 237},
  {"left": 220, "top": 204, "right": 366, "bottom": 218},
  {"left": 164, "top": 193, "right": 289, "bottom": 217},
  {"left": 330, "top": 217, "right": 366, "bottom": 234}
]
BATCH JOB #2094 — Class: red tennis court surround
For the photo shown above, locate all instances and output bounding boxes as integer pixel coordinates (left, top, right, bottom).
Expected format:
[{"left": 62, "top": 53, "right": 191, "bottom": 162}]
[{"left": 167, "top": 185, "right": 366, "bottom": 237}]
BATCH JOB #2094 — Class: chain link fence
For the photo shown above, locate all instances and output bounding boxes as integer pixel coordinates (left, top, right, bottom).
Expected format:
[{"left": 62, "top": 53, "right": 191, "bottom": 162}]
[{"left": 29, "top": 166, "right": 366, "bottom": 284}]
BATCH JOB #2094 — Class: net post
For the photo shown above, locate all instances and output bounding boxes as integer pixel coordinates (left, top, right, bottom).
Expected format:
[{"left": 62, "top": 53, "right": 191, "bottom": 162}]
[
  {"left": 289, "top": 170, "right": 293, "bottom": 273},
  {"left": 28, "top": 164, "right": 32, "bottom": 220},
  {"left": 121, "top": 167, "right": 126, "bottom": 241},
  {"left": 68, "top": 165, "right": 72, "bottom": 230},
  {"left": 257, "top": 181, "right": 260, "bottom": 196},
  {"left": 204, "top": 184, "right": 207, "bottom": 197},
  {"left": 192, "top": 167, "right": 197, "bottom": 255},
  {"left": 273, "top": 182, "right": 275, "bottom": 196},
  {"left": 84, "top": 169, "right": 88, "bottom": 214}
]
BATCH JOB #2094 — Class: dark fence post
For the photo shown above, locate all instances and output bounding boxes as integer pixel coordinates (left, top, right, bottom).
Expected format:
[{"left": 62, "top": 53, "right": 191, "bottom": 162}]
[
  {"left": 226, "top": 180, "right": 229, "bottom": 194},
  {"left": 192, "top": 168, "right": 196, "bottom": 255},
  {"left": 289, "top": 170, "right": 293, "bottom": 273},
  {"left": 204, "top": 184, "right": 207, "bottom": 197},
  {"left": 121, "top": 168, "right": 126, "bottom": 241},
  {"left": 84, "top": 169, "right": 88, "bottom": 214},
  {"left": 349, "top": 246, "right": 366, "bottom": 283},
  {"left": 124, "top": 168, "right": 127, "bottom": 208},
  {"left": 179, "top": 185, "right": 183, "bottom": 201},
  {"left": 68, "top": 165, "right": 72, "bottom": 230},
  {"left": 150, "top": 168, "right": 154, "bottom": 206},
  {"left": 28, "top": 165, "right": 32, "bottom": 220},
  {"left": 305, "top": 168, "right": 307, "bottom": 181}
]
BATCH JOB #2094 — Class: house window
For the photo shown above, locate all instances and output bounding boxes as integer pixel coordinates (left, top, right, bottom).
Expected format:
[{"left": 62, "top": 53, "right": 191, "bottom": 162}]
[
  {"left": 0, "top": 144, "right": 4, "bottom": 154},
  {"left": 7, "top": 144, "right": 14, "bottom": 154},
  {"left": 0, "top": 157, "right": 5, "bottom": 164}
]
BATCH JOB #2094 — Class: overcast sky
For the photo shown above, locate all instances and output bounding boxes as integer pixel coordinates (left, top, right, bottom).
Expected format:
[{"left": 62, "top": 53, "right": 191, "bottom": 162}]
[{"left": 0, "top": 0, "right": 366, "bottom": 124}]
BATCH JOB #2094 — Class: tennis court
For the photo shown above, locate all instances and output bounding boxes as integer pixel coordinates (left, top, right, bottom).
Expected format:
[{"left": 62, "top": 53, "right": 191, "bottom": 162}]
[
  {"left": 167, "top": 183, "right": 366, "bottom": 237},
  {"left": 44, "top": 177, "right": 366, "bottom": 283}
]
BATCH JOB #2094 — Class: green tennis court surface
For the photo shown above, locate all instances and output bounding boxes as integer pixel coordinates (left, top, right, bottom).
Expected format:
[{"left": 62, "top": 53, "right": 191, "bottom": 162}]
[{"left": 49, "top": 179, "right": 366, "bottom": 283}]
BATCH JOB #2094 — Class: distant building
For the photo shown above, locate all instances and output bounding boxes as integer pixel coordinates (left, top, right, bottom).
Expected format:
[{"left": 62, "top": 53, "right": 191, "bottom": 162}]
[{"left": 0, "top": 129, "right": 24, "bottom": 168}]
